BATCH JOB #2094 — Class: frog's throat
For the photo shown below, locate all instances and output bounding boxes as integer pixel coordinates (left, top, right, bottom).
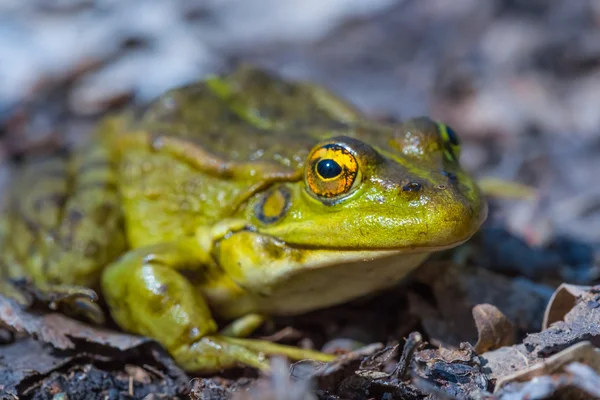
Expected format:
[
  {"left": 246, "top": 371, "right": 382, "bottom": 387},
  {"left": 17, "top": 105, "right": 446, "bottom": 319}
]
[{"left": 217, "top": 239, "right": 434, "bottom": 316}]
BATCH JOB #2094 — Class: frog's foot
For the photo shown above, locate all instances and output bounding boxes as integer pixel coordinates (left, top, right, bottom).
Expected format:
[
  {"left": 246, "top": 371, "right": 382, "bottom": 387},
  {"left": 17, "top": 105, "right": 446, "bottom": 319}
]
[
  {"left": 172, "top": 335, "right": 336, "bottom": 373},
  {"left": 56, "top": 296, "right": 105, "bottom": 325},
  {"left": 17, "top": 281, "right": 105, "bottom": 324}
]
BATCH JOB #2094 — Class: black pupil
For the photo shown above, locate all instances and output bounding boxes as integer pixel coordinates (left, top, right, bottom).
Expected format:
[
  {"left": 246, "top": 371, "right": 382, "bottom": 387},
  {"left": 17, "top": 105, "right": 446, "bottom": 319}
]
[
  {"left": 317, "top": 159, "right": 342, "bottom": 179},
  {"left": 446, "top": 126, "right": 459, "bottom": 145}
]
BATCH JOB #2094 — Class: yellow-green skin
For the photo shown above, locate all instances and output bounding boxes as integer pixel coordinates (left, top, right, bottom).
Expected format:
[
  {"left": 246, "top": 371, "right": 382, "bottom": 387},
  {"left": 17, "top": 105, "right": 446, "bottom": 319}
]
[{"left": 0, "top": 66, "right": 486, "bottom": 372}]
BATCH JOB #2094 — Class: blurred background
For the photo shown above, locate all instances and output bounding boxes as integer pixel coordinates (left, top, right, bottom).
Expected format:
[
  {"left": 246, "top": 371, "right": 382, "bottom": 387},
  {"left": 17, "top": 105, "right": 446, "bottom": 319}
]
[{"left": 1, "top": 0, "right": 600, "bottom": 254}]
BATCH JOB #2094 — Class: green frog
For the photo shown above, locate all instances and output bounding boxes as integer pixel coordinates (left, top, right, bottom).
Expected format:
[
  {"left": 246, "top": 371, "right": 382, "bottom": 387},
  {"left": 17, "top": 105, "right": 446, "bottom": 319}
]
[{"left": 0, "top": 66, "right": 487, "bottom": 372}]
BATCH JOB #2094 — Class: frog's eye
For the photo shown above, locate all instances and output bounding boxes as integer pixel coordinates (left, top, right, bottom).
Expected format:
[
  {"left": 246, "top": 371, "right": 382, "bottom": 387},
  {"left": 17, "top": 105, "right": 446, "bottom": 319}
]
[
  {"left": 306, "top": 143, "right": 360, "bottom": 199},
  {"left": 437, "top": 123, "right": 461, "bottom": 161}
]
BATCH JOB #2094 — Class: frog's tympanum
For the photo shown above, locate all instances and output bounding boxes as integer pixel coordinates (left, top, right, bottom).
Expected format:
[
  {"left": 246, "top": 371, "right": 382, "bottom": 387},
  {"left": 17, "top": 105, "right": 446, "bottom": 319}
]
[{"left": 0, "top": 66, "right": 487, "bottom": 372}]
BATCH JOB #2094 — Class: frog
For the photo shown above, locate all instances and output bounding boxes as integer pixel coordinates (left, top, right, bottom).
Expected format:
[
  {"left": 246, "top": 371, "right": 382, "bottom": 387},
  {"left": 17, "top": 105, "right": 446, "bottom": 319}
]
[{"left": 0, "top": 65, "right": 487, "bottom": 373}]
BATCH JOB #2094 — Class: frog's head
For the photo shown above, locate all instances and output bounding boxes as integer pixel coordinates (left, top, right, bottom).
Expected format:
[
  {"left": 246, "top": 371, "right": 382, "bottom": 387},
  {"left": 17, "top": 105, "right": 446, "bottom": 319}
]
[{"left": 249, "top": 117, "right": 487, "bottom": 253}]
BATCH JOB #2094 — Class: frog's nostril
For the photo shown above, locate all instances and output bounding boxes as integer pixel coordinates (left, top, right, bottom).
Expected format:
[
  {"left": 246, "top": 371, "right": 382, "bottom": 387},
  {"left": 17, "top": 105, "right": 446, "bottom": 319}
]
[{"left": 402, "top": 182, "right": 422, "bottom": 192}]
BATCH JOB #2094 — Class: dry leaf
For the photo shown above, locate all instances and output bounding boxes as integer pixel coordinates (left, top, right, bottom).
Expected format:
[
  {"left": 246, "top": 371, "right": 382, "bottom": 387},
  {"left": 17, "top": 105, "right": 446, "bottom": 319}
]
[
  {"left": 0, "top": 294, "right": 189, "bottom": 396},
  {"left": 525, "top": 286, "right": 600, "bottom": 356},
  {"left": 473, "top": 303, "right": 516, "bottom": 354},
  {"left": 0, "top": 295, "right": 148, "bottom": 351},
  {"left": 542, "top": 284, "right": 592, "bottom": 330}
]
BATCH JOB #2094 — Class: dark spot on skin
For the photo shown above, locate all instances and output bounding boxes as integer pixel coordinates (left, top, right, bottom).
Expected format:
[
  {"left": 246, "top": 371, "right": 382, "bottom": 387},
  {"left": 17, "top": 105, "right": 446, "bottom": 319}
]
[
  {"left": 442, "top": 171, "right": 458, "bottom": 181},
  {"left": 262, "top": 240, "right": 286, "bottom": 260},
  {"left": 84, "top": 241, "right": 100, "bottom": 258},
  {"left": 67, "top": 209, "right": 84, "bottom": 223},
  {"left": 402, "top": 182, "right": 422, "bottom": 192},
  {"left": 92, "top": 201, "right": 119, "bottom": 225},
  {"left": 147, "top": 294, "right": 170, "bottom": 316},
  {"left": 437, "top": 184, "right": 447, "bottom": 190},
  {"left": 33, "top": 193, "right": 68, "bottom": 211}
]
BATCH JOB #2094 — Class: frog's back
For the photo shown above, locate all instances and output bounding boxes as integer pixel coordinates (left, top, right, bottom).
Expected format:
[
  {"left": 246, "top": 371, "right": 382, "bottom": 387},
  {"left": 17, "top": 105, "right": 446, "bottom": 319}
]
[{"left": 132, "top": 66, "right": 368, "bottom": 169}]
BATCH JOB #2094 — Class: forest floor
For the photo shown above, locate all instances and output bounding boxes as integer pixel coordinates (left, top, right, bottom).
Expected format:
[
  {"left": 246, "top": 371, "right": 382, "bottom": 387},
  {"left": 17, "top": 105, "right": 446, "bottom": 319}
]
[{"left": 1, "top": 1, "right": 600, "bottom": 399}]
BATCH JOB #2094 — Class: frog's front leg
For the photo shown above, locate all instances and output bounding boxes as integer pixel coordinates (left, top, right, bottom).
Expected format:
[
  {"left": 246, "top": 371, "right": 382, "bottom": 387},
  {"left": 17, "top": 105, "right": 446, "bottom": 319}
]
[{"left": 101, "top": 236, "right": 334, "bottom": 372}]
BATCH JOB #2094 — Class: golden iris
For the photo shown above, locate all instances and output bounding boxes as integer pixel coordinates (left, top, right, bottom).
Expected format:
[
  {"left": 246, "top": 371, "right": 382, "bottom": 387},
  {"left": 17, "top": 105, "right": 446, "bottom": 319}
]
[{"left": 306, "top": 143, "right": 359, "bottom": 199}]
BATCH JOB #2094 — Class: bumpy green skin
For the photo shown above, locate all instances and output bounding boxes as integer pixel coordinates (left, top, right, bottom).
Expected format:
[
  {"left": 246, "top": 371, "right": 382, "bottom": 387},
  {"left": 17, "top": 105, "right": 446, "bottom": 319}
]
[{"left": 0, "top": 66, "right": 487, "bottom": 372}]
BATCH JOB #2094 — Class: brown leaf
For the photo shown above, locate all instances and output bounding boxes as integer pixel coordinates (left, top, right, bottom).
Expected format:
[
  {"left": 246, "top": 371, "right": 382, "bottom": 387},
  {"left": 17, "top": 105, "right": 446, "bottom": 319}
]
[
  {"left": 0, "top": 294, "right": 148, "bottom": 351},
  {"left": 0, "top": 294, "right": 189, "bottom": 396},
  {"left": 472, "top": 303, "right": 516, "bottom": 354},
  {"left": 524, "top": 286, "right": 600, "bottom": 357},
  {"left": 481, "top": 285, "right": 600, "bottom": 391},
  {"left": 0, "top": 338, "right": 73, "bottom": 396},
  {"left": 543, "top": 283, "right": 592, "bottom": 330}
]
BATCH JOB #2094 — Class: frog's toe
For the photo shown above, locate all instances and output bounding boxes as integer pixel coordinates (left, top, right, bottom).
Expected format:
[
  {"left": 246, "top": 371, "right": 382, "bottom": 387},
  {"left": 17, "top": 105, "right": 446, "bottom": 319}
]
[
  {"left": 221, "top": 336, "right": 337, "bottom": 363},
  {"left": 172, "top": 335, "right": 336, "bottom": 373},
  {"left": 40, "top": 285, "right": 98, "bottom": 305},
  {"left": 60, "top": 297, "right": 106, "bottom": 325},
  {"left": 33, "top": 284, "right": 105, "bottom": 324}
]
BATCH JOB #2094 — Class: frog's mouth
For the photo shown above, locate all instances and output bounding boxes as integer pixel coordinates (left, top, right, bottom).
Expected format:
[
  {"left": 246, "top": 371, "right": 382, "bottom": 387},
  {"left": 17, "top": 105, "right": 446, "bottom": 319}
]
[
  {"left": 258, "top": 187, "right": 488, "bottom": 252},
  {"left": 285, "top": 234, "right": 476, "bottom": 254}
]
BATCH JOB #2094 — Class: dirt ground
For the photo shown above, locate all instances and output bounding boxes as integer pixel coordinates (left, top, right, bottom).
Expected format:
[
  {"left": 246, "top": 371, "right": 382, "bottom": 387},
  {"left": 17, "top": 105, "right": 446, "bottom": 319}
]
[{"left": 1, "top": 0, "right": 600, "bottom": 399}]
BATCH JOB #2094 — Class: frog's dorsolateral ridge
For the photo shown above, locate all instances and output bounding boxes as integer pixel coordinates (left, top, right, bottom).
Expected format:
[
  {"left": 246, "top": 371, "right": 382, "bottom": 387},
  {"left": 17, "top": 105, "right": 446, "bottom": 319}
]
[{"left": 0, "top": 65, "right": 487, "bottom": 372}]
